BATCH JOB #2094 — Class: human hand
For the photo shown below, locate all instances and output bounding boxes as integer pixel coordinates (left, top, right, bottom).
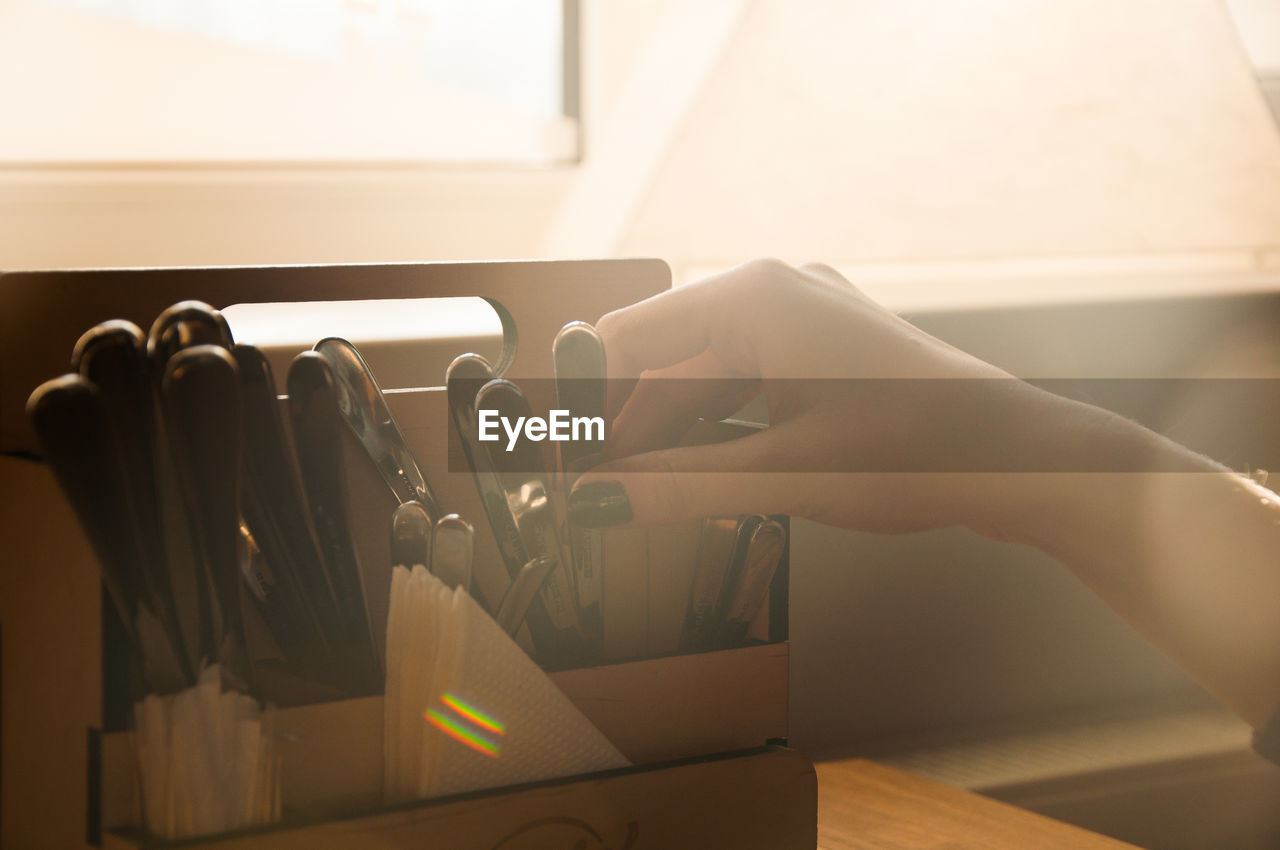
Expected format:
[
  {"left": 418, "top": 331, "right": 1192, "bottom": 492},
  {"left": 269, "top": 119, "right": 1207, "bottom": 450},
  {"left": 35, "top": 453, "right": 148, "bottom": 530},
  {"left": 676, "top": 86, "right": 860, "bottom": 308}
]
[
  {"left": 564, "top": 258, "right": 1280, "bottom": 733},
  {"left": 566, "top": 258, "right": 1060, "bottom": 536}
]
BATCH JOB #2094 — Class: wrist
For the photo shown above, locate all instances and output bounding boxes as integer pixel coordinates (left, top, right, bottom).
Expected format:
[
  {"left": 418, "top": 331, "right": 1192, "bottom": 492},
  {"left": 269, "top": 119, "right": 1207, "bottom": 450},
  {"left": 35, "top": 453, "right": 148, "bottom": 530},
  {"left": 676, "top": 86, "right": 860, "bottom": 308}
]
[{"left": 965, "top": 383, "right": 1221, "bottom": 555}]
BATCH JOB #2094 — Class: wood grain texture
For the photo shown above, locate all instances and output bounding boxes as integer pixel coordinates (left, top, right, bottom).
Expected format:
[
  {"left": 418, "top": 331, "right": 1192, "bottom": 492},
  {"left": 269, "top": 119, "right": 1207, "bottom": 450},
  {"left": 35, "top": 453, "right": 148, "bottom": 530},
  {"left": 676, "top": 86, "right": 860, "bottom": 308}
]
[{"left": 816, "top": 759, "right": 1137, "bottom": 849}]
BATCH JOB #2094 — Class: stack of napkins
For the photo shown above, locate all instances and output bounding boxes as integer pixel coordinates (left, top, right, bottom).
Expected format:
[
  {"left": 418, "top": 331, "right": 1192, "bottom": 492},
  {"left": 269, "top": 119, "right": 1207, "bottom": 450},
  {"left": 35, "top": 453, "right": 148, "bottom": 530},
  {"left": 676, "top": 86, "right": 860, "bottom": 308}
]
[
  {"left": 384, "top": 566, "right": 629, "bottom": 802},
  {"left": 133, "top": 664, "right": 280, "bottom": 839}
]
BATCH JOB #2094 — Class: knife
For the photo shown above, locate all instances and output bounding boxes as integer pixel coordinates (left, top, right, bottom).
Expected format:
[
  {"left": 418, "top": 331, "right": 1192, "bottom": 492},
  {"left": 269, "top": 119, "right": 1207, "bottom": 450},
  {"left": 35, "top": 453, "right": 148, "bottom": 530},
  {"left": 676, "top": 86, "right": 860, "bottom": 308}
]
[
  {"left": 286, "top": 350, "right": 380, "bottom": 682},
  {"left": 26, "top": 375, "right": 190, "bottom": 692},
  {"left": 71, "top": 320, "right": 195, "bottom": 685},
  {"left": 234, "top": 345, "right": 342, "bottom": 680},
  {"left": 313, "top": 337, "right": 441, "bottom": 521},
  {"left": 146, "top": 300, "right": 233, "bottom": 376},
  {"left": 475, "top": 378, "right": 586, "bottom": 668},
  {"left": 712, "top": 518, "right": 787, "bottom": 649},
  {"left": 145, "top": 301, "right": 239, "bottom": 672},
  {"left": 160, "top": 345, "right": 247, "bottom": 678},
  {"left": 552, "top": 322, "right": 608, "bottom": 653}
]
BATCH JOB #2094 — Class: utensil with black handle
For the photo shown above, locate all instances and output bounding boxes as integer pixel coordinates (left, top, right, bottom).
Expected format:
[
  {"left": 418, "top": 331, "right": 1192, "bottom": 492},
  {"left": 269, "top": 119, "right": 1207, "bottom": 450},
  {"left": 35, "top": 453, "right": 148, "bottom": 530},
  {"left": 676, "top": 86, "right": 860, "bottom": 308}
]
[
  {"left": 161, "top": 345, "right": 248, "bottom": 680},
  {"left": 475, "top": 378, "right": 586, "bottom": 668},
  {"left": 71, "top": 320, "right": 195, "bottom": 685},
  {"left": 234, "top": 345, "right": 344, "bottom": 682},
  {"left": 146, "top": 300, "right": 233, "bottom": 376},
  {"left": 287, "top": 350, "right": 381, "bottom": 683},
  {"left": 26, "top": 374, "right": 191, "bottom": 692}
]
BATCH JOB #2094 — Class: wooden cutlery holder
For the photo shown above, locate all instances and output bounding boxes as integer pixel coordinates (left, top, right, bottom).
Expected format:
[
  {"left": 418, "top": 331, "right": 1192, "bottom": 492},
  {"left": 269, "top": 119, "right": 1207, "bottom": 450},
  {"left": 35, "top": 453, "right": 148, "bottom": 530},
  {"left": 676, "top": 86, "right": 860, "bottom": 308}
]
[{"left": 0, "top": 259, "right": 814, "bottom": 848}]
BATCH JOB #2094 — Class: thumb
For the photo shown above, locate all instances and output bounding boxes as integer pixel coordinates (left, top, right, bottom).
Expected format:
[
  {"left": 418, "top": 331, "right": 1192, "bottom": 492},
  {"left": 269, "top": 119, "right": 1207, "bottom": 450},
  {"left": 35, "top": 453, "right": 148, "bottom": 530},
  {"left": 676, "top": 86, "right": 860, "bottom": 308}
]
[{"left": 565, "top": 431, "right": 794, "bottom": 527}]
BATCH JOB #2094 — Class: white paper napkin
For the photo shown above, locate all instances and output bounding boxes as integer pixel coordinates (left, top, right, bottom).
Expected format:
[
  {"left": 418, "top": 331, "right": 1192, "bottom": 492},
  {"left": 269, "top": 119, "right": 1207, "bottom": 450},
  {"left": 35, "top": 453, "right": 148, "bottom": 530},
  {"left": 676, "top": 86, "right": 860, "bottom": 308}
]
[
  {"left": 133, "top": 664, "right": 280, "bottom": 839},
  {"left": 384, "top": 566, "right": 628, "bottom": 802}
]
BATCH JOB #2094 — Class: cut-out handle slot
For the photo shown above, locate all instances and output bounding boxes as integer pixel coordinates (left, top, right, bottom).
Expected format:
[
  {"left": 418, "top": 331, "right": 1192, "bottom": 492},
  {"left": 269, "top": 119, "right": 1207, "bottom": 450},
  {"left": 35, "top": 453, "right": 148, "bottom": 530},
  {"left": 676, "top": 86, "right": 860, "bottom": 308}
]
[{"left": 223, "top": 296, "right": 510, "bottom": 392}]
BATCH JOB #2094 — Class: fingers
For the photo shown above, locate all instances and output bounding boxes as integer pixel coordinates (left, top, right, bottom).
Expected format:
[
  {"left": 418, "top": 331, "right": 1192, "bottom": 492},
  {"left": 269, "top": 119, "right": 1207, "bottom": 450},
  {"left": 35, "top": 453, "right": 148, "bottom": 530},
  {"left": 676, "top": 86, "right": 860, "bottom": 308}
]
[
  {"left": 609, "top": 349, "right": 761, "bottom": 458},
  {"left": 567, "top": 430, "right": 794, "bottom": 527},
  {"left": 596, "top": 258, "right": 795, "bottom": 383}
]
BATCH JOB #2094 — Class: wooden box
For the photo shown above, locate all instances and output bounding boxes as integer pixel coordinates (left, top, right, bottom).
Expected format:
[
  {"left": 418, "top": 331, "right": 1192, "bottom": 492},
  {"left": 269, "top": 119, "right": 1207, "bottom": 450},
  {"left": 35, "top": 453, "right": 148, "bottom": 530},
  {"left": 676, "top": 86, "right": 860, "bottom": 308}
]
[{"left": 0, "top": 260, "right": 813, "bottom": 848}]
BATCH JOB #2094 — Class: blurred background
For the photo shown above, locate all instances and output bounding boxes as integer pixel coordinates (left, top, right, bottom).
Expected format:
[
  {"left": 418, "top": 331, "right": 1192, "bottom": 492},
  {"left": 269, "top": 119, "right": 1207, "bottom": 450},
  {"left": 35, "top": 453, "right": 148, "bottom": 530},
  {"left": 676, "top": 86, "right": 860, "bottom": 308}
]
[
  {"left": 3, "top": 0, "right": 1279, "bottom": 294},
  {"left": 4, "top": 1, "right": 1280, "bottom": 846}
]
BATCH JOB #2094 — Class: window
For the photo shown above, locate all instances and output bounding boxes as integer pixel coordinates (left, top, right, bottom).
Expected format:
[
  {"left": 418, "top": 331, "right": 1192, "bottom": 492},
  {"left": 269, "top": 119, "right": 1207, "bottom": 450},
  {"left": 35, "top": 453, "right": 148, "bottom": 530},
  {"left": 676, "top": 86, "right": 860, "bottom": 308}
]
[{"left": 0, "top": 0, "right": 579, "bottom": 164}]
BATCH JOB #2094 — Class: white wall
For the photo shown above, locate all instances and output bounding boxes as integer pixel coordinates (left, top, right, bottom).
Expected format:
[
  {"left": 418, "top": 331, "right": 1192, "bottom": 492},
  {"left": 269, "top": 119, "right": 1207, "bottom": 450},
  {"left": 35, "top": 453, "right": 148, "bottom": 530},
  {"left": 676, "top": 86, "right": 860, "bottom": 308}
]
[{"left": 618, "top": 0, "right": 1280, "bottom": 278}]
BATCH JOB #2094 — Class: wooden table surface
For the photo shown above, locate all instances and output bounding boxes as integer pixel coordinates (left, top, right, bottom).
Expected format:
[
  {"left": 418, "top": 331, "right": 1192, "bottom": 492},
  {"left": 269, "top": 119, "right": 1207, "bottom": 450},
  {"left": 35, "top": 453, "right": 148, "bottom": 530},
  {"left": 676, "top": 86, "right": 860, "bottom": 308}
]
[{"left": 816, "top": 759, "right": 1138, "bottom": 849}]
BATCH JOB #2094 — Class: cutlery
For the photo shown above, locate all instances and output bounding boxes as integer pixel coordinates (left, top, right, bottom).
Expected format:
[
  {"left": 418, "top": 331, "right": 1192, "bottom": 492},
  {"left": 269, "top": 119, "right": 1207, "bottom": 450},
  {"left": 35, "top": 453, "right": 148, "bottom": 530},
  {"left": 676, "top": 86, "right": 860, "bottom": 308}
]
[
  {"left": 286, "top": 350, "right": 380, "bottom": 679},
  {"left": 234, "top": 345, "right": 340, "bottom": 678},
  {"left": 144, "top": 301, "right": 236, "bottom": 671},
  {"left": 678, "top": 516, "right": 758, "bottom": 653},
  {"left": 430, "top": 514, "right": 473, "bottom": 592},
  {"left": 160, "top": 345, "right": 246, "bottom": 676},
  {"left": 445, "top": 353, "right": 519, "bottom": 615},
  {"left": 314, "top": 337, "right": 441, "bottom": 520},
  {"left": 495, "top": 556, "right": 557, "bottom": 638},
  {"left": 476, "top": 378, "right": 585, "bottom": 667},
  {"left": 712, "top": 519, "right": 787, "bottom": 649},
  {"left": 71, "top": 320, "right": 194, "bottom": 684},
  {"left": 552, "top": 322, "right": 608, "bottom": 475},
  {"left": 26, "top": 375, "right": 190, "bottom": 692},
  {"left": 391, "top": 501, "right": 433, "bottom": 569},
  {"left": 146, "top": 300, "right": 232, "bottom": 375},
  {"left": 552, "top": 322, "right": 608, "bottom": 652}
]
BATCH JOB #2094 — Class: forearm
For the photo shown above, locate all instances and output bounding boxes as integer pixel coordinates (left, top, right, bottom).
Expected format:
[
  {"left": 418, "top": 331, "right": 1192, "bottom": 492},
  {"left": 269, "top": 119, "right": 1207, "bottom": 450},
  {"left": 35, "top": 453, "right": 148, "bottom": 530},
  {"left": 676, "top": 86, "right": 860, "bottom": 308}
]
[{"left": 990, "top": 390, "right": 1280, "bottom": 728}]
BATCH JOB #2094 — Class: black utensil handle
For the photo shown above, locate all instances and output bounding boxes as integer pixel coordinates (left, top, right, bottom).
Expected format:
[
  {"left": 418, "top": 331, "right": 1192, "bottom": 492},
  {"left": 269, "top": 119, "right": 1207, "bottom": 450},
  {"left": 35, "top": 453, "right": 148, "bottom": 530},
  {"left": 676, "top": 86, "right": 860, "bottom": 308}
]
[
  {"left": 25, "top": 375, "right": 190, "bottom": 689},
  {"left": 147, "top": 300, "right": 233, "bottom": 377},
  {"left": 72, "top": 320, "right": 194, "bottom": 682},
  {"left": 237, "top": 346, "right": 347, "bottom": 655},
  {"left": 27, "top": 376, "right": 146, "bottom": 629},
  {"left": 287, "top": 350, "right": 381, "bottom": 682},
  {"left": 161, "top": 345, "right": 244, "bottom": 660}
]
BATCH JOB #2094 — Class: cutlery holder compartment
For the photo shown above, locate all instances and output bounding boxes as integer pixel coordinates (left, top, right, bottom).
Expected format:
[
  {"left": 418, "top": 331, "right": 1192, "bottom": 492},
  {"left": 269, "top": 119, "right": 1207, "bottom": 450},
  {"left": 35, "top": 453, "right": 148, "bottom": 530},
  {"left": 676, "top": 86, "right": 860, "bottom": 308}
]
[
  {"left": 96, "top": 645, "right": 800, "bottom": 847},
  {"left": 0, "top": 259, "right": 811, "bottom": 848}
]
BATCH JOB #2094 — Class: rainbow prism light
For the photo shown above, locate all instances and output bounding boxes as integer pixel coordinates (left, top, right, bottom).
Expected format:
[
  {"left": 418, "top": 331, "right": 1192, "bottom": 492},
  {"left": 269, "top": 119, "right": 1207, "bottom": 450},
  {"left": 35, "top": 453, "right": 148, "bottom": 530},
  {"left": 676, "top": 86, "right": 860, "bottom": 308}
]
[{"left": 424, "top": 693, "right": 506, "bottom": 758}]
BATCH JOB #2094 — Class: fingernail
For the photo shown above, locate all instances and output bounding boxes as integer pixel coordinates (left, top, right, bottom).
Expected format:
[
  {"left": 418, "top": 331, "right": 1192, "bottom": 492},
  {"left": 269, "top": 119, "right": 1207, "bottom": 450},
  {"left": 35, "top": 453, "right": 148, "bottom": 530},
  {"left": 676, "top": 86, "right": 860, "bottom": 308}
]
[{"left": 568, "top": 480, "right": 633, "bottom": 528}]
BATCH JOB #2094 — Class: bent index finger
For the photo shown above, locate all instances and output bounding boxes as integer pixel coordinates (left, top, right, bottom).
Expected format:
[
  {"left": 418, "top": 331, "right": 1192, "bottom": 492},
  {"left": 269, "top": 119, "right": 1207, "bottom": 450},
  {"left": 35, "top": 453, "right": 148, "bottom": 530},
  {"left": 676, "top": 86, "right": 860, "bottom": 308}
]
[{"left": 596, "top": 260, "right": 775, "bottom": 383}]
